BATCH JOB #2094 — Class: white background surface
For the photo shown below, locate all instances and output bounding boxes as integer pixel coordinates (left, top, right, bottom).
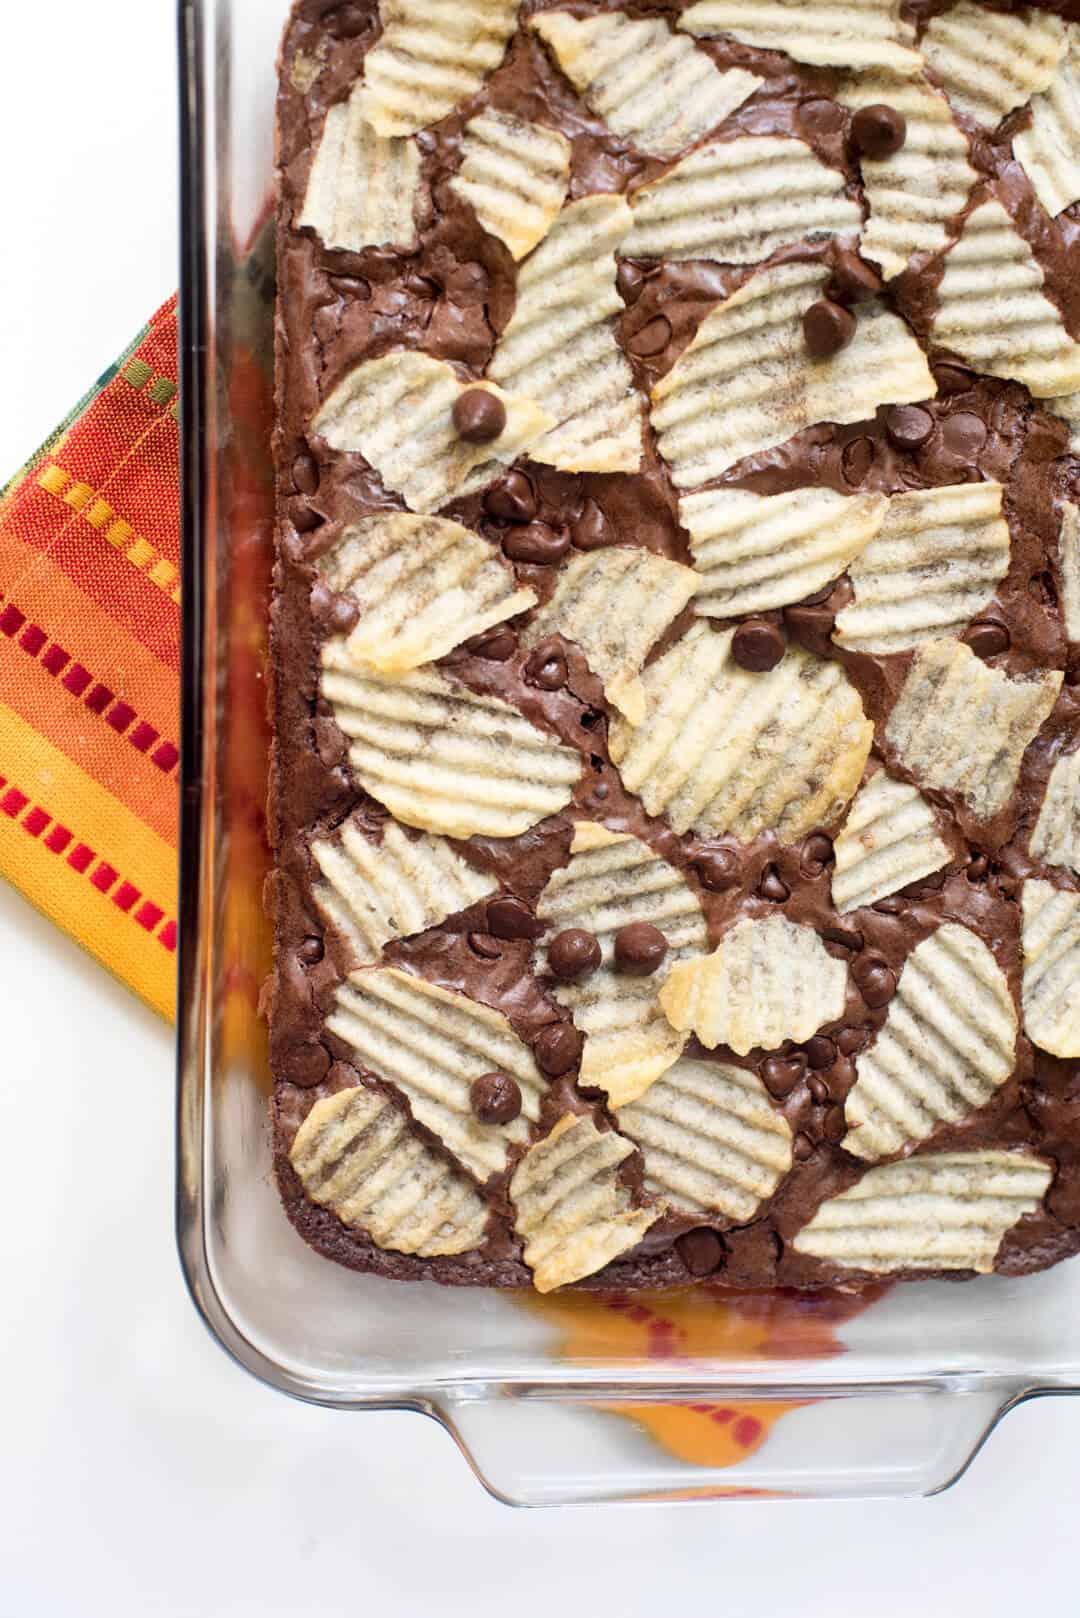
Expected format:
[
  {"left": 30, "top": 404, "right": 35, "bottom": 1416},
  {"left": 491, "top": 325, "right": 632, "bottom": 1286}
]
[{"left": 1, "top": 2, "right": 1077, "bottom": 1613}]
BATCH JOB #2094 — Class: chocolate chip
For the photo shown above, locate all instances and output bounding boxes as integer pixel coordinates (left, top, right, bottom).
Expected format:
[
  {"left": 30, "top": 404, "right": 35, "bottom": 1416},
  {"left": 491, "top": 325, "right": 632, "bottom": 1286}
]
[
  {"left": 805, "top": 1035, "right": 836, "bottom": 1070},
  {"left": 841, "top": 436, "right": 875, "bottom": 485},
  {"left": 484, "top": 471, "right": 537, "bottom": 523},
  {"left": 523, "top": 640, "right": 569, "bottom": 690},
  {"left": 885, "top": 405, "right": 934, "bottom": 451},
  {"left": 803, "top": 298, "right": 856, "bottom": 359},
  {"left": 466, "top": 625, "right": 516, "bottom": 660},
  {"left": 837, "top": 1025, "right": 867, "bottom": 1056},
  {"left": 503, "top": 521, "right": 571, "bottom": 564},
  {"left": 808, "top": 1076, "right": 830, "bottom": 1106},
  {"left": 831, "top": 1056, "right": 855, "bottom": 1090},
  {"left": 676, "top": 1227, "right": 725, "bottom": 1277},
  {"left": 792, "top": 1132, "right": 816, "bottom": 1162},
  {"left": 468, "top": 932, "right": 502, "bottom": 960},
  {"left": 534, "top": 1022, "right": 584, "bottom": 1076},
  {"left": 732, "top": 619, "right": 786, "bottom": 671},
  {"left": 964, "top": 619, "right": 1010, "bottom": 659},
  {"left": 486, "top": 896, "right": 544, "bottom": 941},
  {"left": 694, "top": 846, "right": 740, "bottom": 891},
  {"left": 290, "top": 501, "right": 324, "bottom": 535},
  {"left": 853, "top": 954, "right": 896, "bottom": 1008},
  {"left": 614, "top": 922, "right": 668, "bottom": 975},
  {"left": 470, "top": 1072, "right": 522, "bottom": 1125},
  {"left": 452, "top": 387, "right": 506, "bottom": 444},
  {"left": 298, "top": 936, "right": 324, "bottom": 965},
  {"left": 406, "top": 273, "right": 441, "bottom": 301},
  {"left": 759, "top": 864, "right": 790, "bottom": 903},
  {"left": 286, "top": 1043, "right": 331, "bottom": 1088},
  {"left": 571, "top": 498, "right": 612, "bottom": 551},
  {"left": 292, "top": 452, "right": 319, "bottom": 496},
  {"left": 761, "top": 1053, "right": 807, "bottom": 1098},
  {"left": 823, "top": 923, "right": 864, "bottom": 953},
  {"left": 822, "top": 1104, "right": 848, "bottom": 1144},
  {"left": 851, "top": 103, "right": 907, "bottom": 158},
  {"left": 548, "top": 928, "right": 602, "bottom": 979},
  {"left": 798, "top": 97, "right": 847, "bottom": 137},
  {"left": 617, "top": 261, "right": 647, "bottom": 306},
  {"left": 801, "top": 833, "right": 834, "bottom": 876},
  {"left": 827, "top": 248, "right": 882, "bottom": 305},
  {"left": 933, "top": 362, "right": 975, "bottom": 397},
  {"left": 626, "top": 315, "right": 672, "bottom": 357},
  {"left": 967, "top": 855, "right": 989, "bottom": 882},
  {"left": 941, "top": 411, "right": 987, "bottom": 456},
  {"left": 330, "top": 2, "right": 367, "bottom": 36}
]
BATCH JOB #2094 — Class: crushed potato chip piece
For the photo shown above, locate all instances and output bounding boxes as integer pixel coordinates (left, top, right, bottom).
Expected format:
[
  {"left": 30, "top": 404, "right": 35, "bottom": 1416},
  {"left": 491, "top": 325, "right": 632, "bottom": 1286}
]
[
  {"left": 489, "top": 193, "right": 641, "bottom": 472},
  {"left": 312, "top": 353, "right": 553, "bottom": 514},
  {"left": 326, "top": 968, "right": 546, "bottom": 1180},
  {"left": 1014, "top": 23, "right": 1080, "bottom": 215},
  {"left": 289, "top": 1086, "right": 489, "bottom": 1256},
  {"left": 300, "top": 86, "right": 422, "bottom": 252},
  {"left": 1059, "top": 502, "right": 1080, "bottom": 639},
  {"left": 321, "top": 642, "right": 583, "bottom": 839},
  {"left": 450, "top": 110, "right": 570, "bottom": 260},
  {"left": 835, "top": 71, "right": 977, "bottom": 279},
  {"left": 1051, "top": 395, "right": 1080, "bottom": 453},
  {"left": 921, "top": 2, "right": 1066, "bottom": 128},
  {"left": 1022, "top": 878, "right": 1080, "bottom": 1058},
  {"left": 660, "top": 913, "right": 848, "bottom": 1057},
  {"left": 679, "top": 0, "right": 921, "bottom": 72},
  {"left": 1031, "top": 751, "right": 1080, "bottom": 872},
  {"left": 885, "top": 639, "right": 1061, "bottom": 823},
  {"left": 311, "top": 817, "right": 496, "bottom": 967},
  {"left": 933, "top": 200, "right": 1080, "bottom": 398},
  {"left": 651, "top": 260, "right": 935, "bottom": 486},
  {"left": 536, "top": 824, "right": 708, "bottom": 1107},
  {"left": 510, "top": 1113, "right": 659, "bottom": 1291},
  {"left": 791, "top": 1151, "right": 1052, "bottom": 1274},
  {"left": 616, "top": 1057, "right": 792, "bottom": 1220},
  {"left": 359, "top": 0, "right": 520, "bottom": 137},
  {"left": 609, "top": 623, "right": 873, "bottom": 842},
  {"left": 832, "top": 771, "right": 950, "bottom": 914},
  {"left": 842, "top": 924, "right": 1017, "bottom": 1161},
  {"left": 624, "top": 134, "right": 862, "bottom": 266},
  {"left": 834, "top": 482, "right": 1011, "bottom": 654},
  {"left": 530, "top": 10, "right": 761, "bottom": 159},
  {"left": 318, "top": 513, "right": 535, "bottom": 674},
  {"left": 521, "top": 549, "right": 698, "bottom": 724},
  {"left": 683, "top": 486, "right": 886, "bottom": 620}
]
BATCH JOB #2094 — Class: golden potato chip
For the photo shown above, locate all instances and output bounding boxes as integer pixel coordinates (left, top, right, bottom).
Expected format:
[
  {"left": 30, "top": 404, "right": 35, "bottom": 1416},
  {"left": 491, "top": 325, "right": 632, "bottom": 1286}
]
[
  {"left": 831, "top": 771, "right": 950, "bottom": 914},
  {"left": 311, "top": 817, "right": 496, "bottom": 967},
  {"left": 659, "top": 913, "right": 848, "bottom": 1057},
  {"left": 682, "top": 486, "right": 886, "bottom": 620},
  {"left": 885, "top": 638, "right": 1062, "bottom": 823},
  {"left": 311, "top": 353, "right": 554, "bottom": 514},
  {"left": 521, "top": 549, "right": 698, "bottom": 724},
  {"left": 650, "top": 260, "right": 935, "bottom": 486},
  {"left": 320, "top": 642, "right": 583, "bottom": 839},
  {"left": 615, "top": 1057, "right": 792, "bottom": 1221},
  {"left": 359, "top": 0, "right": 520, "bottom": 137},
  {"left": 489, "top": 193, "right": 641, "bottom": 472},
  {"left": 529, "top": 10, "right": 761, "bottom": 159},
  {"left": 510, "top": 1113, "right": 659, "bottom": 1291},
  {"left": 608, "top": 622, "right": 873, "bottom": 842},
  {"left": 1021, "top": 878, "right": 1080, "bottom": 1059},
  {"left": 624, "top": 134, "right": 862, "bottom": 266},
  {"left": 791, "top": 1151, "right": 1053, "bottom": 1274},
  {"left": 835, "top": 71, "right": 977, "bottom": 280},
  {"left": 1059, "top": 501, "right": 1080, "bottom": 639},
  {"left": 679, "top": 0, "right": 921, "bottom": 72},
  {"left": 450, "top": 110, "right": 571, "bottom": 260},
  {"left": 933, "top": 200, "right": 1080, "bottom": 398},
  {"left": 289, "top": 1087, "right": 489, "bottom": 1257},
  {"left": 842, "top": 923, "right": 1017, "bottom": 1161},
  {"left": 833, "top": 482, "right": 1011, "bottom": 654},
  {"left": 318, "top": 513, "right": 535, "bottom": 674},
  {"left": 300, "top": 85, "right": 422, "bottom": 253},
  {"left": 1031, "top": 751, "right": 1080, "bottom": 872},
  {"left": 921, "top": 2, "right": 1066, "bottom": 128},
  {"left": 327, "top": 968, "right": 546, "bottom": 1180},
  {"left": 1014, "top": 23, "right": 1080, "bottom": 215}
]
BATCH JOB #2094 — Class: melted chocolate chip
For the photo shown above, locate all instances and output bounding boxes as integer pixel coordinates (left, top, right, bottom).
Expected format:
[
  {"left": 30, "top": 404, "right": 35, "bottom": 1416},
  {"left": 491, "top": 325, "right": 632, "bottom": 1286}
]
[
  {"left": 885, "top": 405, "right": 934, "bottom": 451},
  {"left": 330, "top": 3, "right": 367, "bottom": 37},
  {"left": 311, "top": 579, "right": 360, "bottom": 635},
  {"left": 805, "top": 1035, "right": 836, "bottom": 1070},
  {"left": 841, "top": 437, "right": 875, "bottom": 485},
  {"left": 801, "top": 833, "right": 834, "bottom": 876},
  {"left": 471, "top": 1072, "right": 522, "bottom": 1125},
  {"left": 466, "top": 625, "right": 516, "bottom": 660},
  {"left": 941, "top": 411, "right": 988, "bottom": 456},
  {"left": 828, "top": 249, "right": 882, "bottom": 305},
  {"left": 285, "top": 1043, "right": 331, "bottom": 1088},
  {"left": 762, "top": 1053, "right": 807, "bottom": 1098},
  {"left": 534, "top": 1022, "right": 583, "bottom": 1076},
  {"left": 468, "top": 932, "right": 502, "bottom": 960},
  {"left": 292, "top": 452, "right": 319, "bottom": 496},
  {"left": 822, "top": 1105, "right": 848, "bottom": 1144},
  {"left": 676, "top": 1228, "right": 725, "bottom": 1277},
  {"left": 548, "top": 928, "right": 602, "bottom": 980},
  {"left": 694, "top": 846, "right": 740, "bottom": 891},
  {"left": 808, "top": 1076, "right": 830, "bottom": 1106},
  {"left": 964, "top": 619, "right": 1011, "bottom": 659},
  {"left": 759, "top": 865, "right": 790, "bottom": 903},
  {"left": 732, "top": 619, "right": 786, "bottom": 672},
  {"left": 523, "top": 640, "right": 568, "bottom": 690},
  {"left": 803, "top": 299, "right": 855, "bottom": 359},
  {"left": 452, "top": 388, "right": 506, "bottom": 443},
  {"left": 503, "top": 522, "right": 571, "bottom": 564},
  {"left": 485, "top": 471, "right": 537, "bottom": 523},
  {"left": 837, "top": 1026, "right": 868, "bottom": 1056},
  {"left": 486, "top": 896, "right": 544, "bottom": 941},
  {"left": 823, "top": 924, "right": 864, "bottom": 953},
  {"left": 792, "top": 1133, "right": 816, "bottom": 1162},
  {"left": 571, "top": 499, "right": 612, "bottom": 551},
  {"left": 853, "top": 954, "right": 896, "bottom": 1008},
  {"left": 851, "top": 103, "right": 906, "bottom": 159},
  {"left": 617, "top": 262, "right": 647, "bottom": 306},
  {"left": 626, "top": 315, "right": 672, "bottom": 357},
  {"left": 614, "top": 922, "right": 668, "bottom": 975},
  {"left": 298, "top": 936, "right": 324, "bottom": 965},
  {"left": 933, "top": 362, "right": 975, "bottom": 397}
]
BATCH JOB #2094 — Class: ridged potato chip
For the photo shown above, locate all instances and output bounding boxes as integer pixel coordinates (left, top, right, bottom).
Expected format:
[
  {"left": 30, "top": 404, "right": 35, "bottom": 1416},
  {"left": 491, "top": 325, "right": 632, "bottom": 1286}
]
[
  {"left": 921, "top": 2, "right": 1066, "bottom": 128},
  {"left": 1014, "top": 23, "right": 1080, "bottom": 215},
  {"left": 289, "top": 1086, "right": 489, "bottom": 1257},
  {"left": 842, "top": 923, "right": 1017, "bottom": 1161},
  {"left": 311, "top": 353, "right": 554, "bottom": 514},
  {"left": 833, "top": 482, "right": 1012, "bottom": 654},
  {"left": 679, "top": 0, "right": 921, "bottom": 72},
  {"left": 831, "top": 771, "right": 950, "bottom": 914},
  {"left": 521, "top": 549, "right": 698, "bottom": 724},
  {"left": 450, "top": 110, "right": 571, "bottom": 260},
  {"left": 327, "top": 967, "right": 546, "bottom": 1180},
  {"left": 624, "top": 134, "right": 862, "bottom": 266},
  {"left": 311, "top": 817, "right": 496, "bottom": 967},
  {"left": 659, "top": 913, "right": 848, "bottom": 1057},
  {"left": 536, "top": 824, "right": 708, "bottom": 1107},
  {"left": 651, "top": 260, "right": 936, "bottom": 486},
  {"left": 1060, "top": 501, "right": 1080, "bottom": 638},
  {"left": 318, "top": 513, "right": 535, "bottom": 674},
  {"left": 791, "top": 1151, "right": 1053, "bottom": 1273},
  {"left": 1031, "top": 751, "right": 1080, "bottom": 872},
  {"left": 359, "top": 0, "right": 520, "bottom": 137},
  {"left": 489, "top": 193, "right": 641, "bottom": 472},
  {"left": 885, "top": 639, "right": 1062, "bottom": 823},
  {"left": 300, "top": 87, "right": 422, "bottom": 252},
  {"left": 615, "top": 1057, "right": 792, "bottom": 1221},
  {"left": 510, "top": 1113, "right": 659, "bottom": 1291},
  {"left": 608, "top": 623, "right": 873, "bottom": 842},
  {"left": 321, "top": 641, "right": 583, "bottom": 839},
  {"left": 835, "top": 71, "right": 977, "bottom": 279},
  {"left": 682, "top": 486, "right": 886, "bottom": 620},
  {"left": 933, "top": 200, "right": 1080, "bottom": 398},
  {"left": 1022, "top": 878, "right": 1080, "bottom": 1059},
  {"left": 529, "top": 9, "right": 761, "bottom": 159}
]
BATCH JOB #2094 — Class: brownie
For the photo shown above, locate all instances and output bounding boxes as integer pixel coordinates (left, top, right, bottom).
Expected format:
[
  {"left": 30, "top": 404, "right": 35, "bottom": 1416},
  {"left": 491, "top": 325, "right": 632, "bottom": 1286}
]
[{"left": 270, "top": 0, "right": 1080, "bottom": 1291}]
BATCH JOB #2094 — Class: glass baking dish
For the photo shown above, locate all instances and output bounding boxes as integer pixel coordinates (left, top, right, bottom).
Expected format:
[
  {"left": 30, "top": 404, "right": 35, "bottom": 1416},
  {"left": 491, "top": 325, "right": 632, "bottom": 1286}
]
[{"left": 176, "top": 0, "right": 1080, "bottom": 1505}]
